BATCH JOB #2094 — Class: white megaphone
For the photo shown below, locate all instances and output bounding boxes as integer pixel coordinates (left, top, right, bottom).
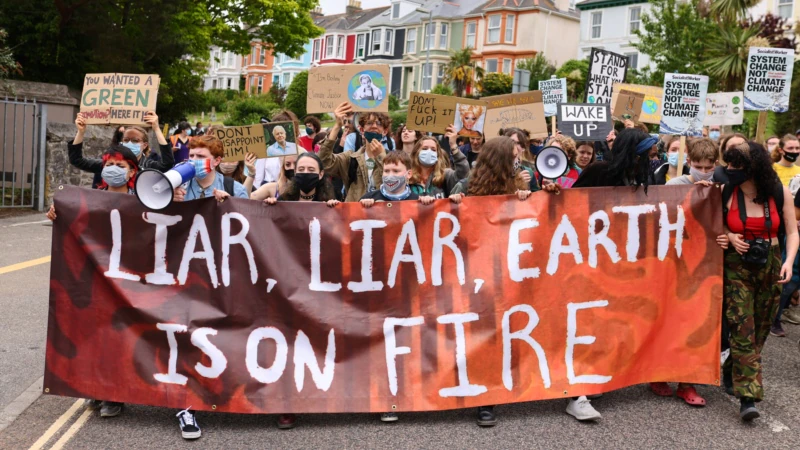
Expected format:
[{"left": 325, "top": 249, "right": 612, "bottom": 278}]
[
  {"left": 135, "top": 162, "right": 196, "bottom": 210},
  {"left": 534, "top": 146, "right": 569, "bottom": 180}
]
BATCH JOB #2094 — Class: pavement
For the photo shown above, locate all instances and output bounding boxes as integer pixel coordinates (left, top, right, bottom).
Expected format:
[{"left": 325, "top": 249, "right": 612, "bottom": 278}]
[{"left": 1, "top": 211, "right": 800, "bottom": 449}]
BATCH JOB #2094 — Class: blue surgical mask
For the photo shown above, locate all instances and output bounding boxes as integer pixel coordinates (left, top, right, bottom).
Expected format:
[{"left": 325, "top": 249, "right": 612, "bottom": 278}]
[
  {"left": 101, "top": 165, "right": 129, "bottom": 187},
  {"left": 709, "top": 130, "right": 720, "bottom": 141},
  {"left": 191, "top": 159, "right": 213, "bottom": 179},
  {"left": 123, "top": 142, "right": 142, "bottom": 157},
  {"left": 418, "top": 149, "right": 438, "bottom": 166},
  {"left": 667, "top": 153, "right": 679, "bottom": 167}
]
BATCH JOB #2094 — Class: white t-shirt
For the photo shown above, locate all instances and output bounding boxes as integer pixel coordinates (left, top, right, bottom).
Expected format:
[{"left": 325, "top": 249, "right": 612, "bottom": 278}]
[{"left": 254, "top": 158, "right": 282, "bottom": 187}]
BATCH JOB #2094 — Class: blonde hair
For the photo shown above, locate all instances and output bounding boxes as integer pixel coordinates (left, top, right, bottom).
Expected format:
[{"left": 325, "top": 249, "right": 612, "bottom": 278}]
[
  {"left": 545, "top": 134, "right": 577, "bottom": 164},
  {"left": 458, "top": 104, "right": 484, "bottom": 120}
]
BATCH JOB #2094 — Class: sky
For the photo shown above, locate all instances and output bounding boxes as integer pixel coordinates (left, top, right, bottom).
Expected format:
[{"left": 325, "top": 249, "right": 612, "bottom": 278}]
[{"left": 319, "top": 0, "right": 391, "bottom": 14}]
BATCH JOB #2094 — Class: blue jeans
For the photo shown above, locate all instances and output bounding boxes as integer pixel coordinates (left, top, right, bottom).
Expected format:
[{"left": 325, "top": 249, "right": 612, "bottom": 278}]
[{"left": 772, "top": 244, "right": 800, "bottom": 328}]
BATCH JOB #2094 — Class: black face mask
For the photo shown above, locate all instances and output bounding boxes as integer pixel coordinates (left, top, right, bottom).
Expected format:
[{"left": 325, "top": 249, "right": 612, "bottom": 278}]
[
  {"left": 725, "top": 168, "right": 748, "bottom": 186},
  {"left": 294, "top": 173, "right": 320, "bottom": 193},
  {"left": 285, "top": 169, "right": 295, "bottom": 180},
  {"left": 784, "top": 152, "right": 799, "bottom": 163}
]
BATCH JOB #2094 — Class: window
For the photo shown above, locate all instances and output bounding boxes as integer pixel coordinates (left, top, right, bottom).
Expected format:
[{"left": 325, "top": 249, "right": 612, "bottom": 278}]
[
  {"left": 422, "top": 63, "right": 433, "bottom": 91},
  {"left": 488, "top": 15, "right": 501, "bottom": 43},
  {"left": 505, "top": 15, "right": 515, "bottom": 42},
  {"left": 336, "top": 36, "right": 345, "bottom": 58},
  {"left": 249, "top": 76, "right": 254, "bottom": 92},
  {"left": 466, "top": 22, "right": 476, "bottom": 48},
  {"left": 392, "top": 3, "right": 400, "bottom": 19},
  {"left": 257, "top": 76, "right": 263, "bottom": 93},
  {"left": 591, "top": 12, "right": 602, "bottom": 39},
  {"left": 406, "top": 28, "right": 416, "bottom": 53},
  {"left": 283, "top": 73, "right": 291, "bottom": 86},
  {"left": 437, "top": 64, "right": 445, "bottom": 85},
  {"left": 212, "top": 79, "right": 217, "bottom": 89},
  {"left": 385, "top": 29, "right": 394, "bottom": 54},
  {"left": 250, "top": 46, "right": 258, "bottom": 65},
  {"left": 629, "top": 7, "right": 641, "bottom": 35},
  {"left": 778, "top": 0, "right": 793, "bottom": 19},
  {"left": 325, "top": 36, "right": 334, "bottom": 58},
  {"left": 439, "top": 23, "right": 448, "bottom": 48},
  {"left": 423, "top": 23, "right": 433, "bottom": 50},
  {"left": 485, "top": 59, "right": 498, "bottom": 73},
  {"left": 358, "top": 33, "right": 367, "bottom": 58},
  {"left": 503, "top": 58, "right": 512, "bottom": 74},
  {"left": 625, "top": 53, "right": 639, "bottom": 70},
  {"left": 313, "top": 40, "right": 321, "bottom": 61},
  {"left": 371, "top": 30, "right": 381, "bottom": 54},
  {"left": 260, "top": 48, "right": 266, "bottom": 65},
  {"left": 227, "top": 78, "right": 233, "bottom": 89}
]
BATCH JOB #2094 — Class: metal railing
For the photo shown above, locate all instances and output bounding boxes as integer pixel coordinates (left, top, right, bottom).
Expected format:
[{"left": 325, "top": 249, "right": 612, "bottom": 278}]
[{"left": 1, "top": 97, "right": 46, "bottom": 210}]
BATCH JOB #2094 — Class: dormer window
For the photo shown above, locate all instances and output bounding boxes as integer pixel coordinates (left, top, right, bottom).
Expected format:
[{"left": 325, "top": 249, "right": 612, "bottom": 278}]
[{"left": 392, "top": 3, "right": 400, "bottom": 19}]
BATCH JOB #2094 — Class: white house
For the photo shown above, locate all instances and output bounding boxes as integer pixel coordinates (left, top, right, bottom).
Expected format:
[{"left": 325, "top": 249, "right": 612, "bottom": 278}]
[
  {"left": 575, "top": 0, "right": 652, "bottom": 71},
  {"left": 203, "top": 46, "right": 244, "bottom": 91}
]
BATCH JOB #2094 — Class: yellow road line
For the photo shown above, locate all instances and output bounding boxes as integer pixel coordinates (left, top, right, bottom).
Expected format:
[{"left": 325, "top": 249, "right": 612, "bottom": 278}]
[
  {"left": 27, "top": 399, "right": 83, "bottom": 450},
  {"left": 49, "top": 407, "right": 93, "bottom": 450},
  {"left": 0, "top": 256, "right": 51, "bottom": 275}
]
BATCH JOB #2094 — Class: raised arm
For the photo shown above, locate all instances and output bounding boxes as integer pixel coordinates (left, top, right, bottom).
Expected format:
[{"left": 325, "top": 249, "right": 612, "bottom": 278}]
[{"left": 67, "top": 113, "right": 103, "bottom": 174}]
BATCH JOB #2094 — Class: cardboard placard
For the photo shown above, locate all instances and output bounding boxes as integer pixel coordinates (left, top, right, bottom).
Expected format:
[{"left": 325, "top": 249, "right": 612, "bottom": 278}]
[
  {"left": 659, "top": 73, "right": 708, "bottom": 137},
  {"left": 585, "top": 48, "right": 628, "bottom": 104},
  {"left": 538, "top": 78, "right": 567, "bottom": 117},
  {"left": 307, "top": 64, "right": 390, "bottom": 113},
  {"left": 556, "top": 103, "right": 612, "bottom": 141},
  {"left": 610, "top": 83, "right": 663, "bottom": 124},
  {"left": 264, "top": 121, "right": 300, "bottom": 158},
  {"left": 80, "top": 73, "right": 160, "bottom": 125},
  {"left": 405, "top": 92, "right": 486, "bottom": 134},
  {"left": 214, "top": 125, "right": 268, "bottom": 162},
  {"left": 483, "top": 92, "right": 548, "bottom": 140},
  {"left": 743, "top": 47, "right": 794, "bottom": 112},
  {"left": 612, "top": 89, "right": 644, "bottom": 122},
  {"left": 704, "top": 92, "right": 744, "bottom": 126}
]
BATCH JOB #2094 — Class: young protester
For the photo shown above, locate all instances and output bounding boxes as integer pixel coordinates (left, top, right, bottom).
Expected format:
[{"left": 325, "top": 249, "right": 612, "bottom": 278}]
[
  {"left": 448, "top": 136, "right": 532, "bottom": 428},
  {"left": 172, "top": 135, "right": 249, "bottom": 203},
  {"left": 264, "top": 153, "right": 339, "bottom": 210},
  {"left": 772, "top": 174, "right": 800, "bottom": 336},
  {"left": 574, "top": 141, "right": 596, "bottom": 171},
  {"left": 543, "top": 134, "right": 580, "bottom": 189},
  {"left": 708, "top": 125, "right": 721, "bottom": 142},
  {"left": 458, "top": 132, "right": 485, "bottom": 167},
  {"left": 170, "top": 122, "right": 193, "bottom": 163},
  {"left": 665, "top": 138, "right": 717, "bottom": 186},
  {"left": 362, "top": 149, "right": 436, "bottom": 209},
  {"left": 216, "top": 152, "right": 257, "bottom": 195},
  {"left": 772, "top": 134, "right": 800, "bottom": 186},
  {"left": 720, "top": 141, "right": 798, "bottom": 421},
  {"left": 593, "top": 128, "right": 616, "bottom": 162},
  {"left": 766, "top": 135, "right": 780, "bottom": 157},
  {"left": 502, "top": 128, "right": 540, "bottom": 192},
  {"left": 713, "top": 133, "right": 748, "bottom": 184},
  {"left": 320, "top": 102, "right": 387, "bottom": 201},
  {"left": 69, "top": 111, "right": 175, "bottom": 177},
  {"left": 650, "top": 136, "right": 690, "bottom": 185},
  {"left": 193, "top": 122, "right": 205, "bottom": 137},
  {"left": 343, "top": 111, "right": 395, "bottom": 152},
  {"left": 408, "top": 127, "right": 470, "bottom": 199},
  {"left": 311, "top": 131, "right": 327, "bottom": 154},
  {"left": 395, "top": 124, "right": 423, "bottom": 155},
  {"left": 250, "top": 155, "right": 297, "bottom": 201},
  {"left": 299, "top": 116, "right": 321, "bottom": 152}
]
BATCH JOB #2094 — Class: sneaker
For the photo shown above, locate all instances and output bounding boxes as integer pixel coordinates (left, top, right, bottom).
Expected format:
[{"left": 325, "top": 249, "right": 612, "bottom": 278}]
[
  {"left": 740, "top": 399, "right": 759, "bottom": 421},
  {"left": 277, "top": 414, "right": 297, "bottom": 430},
  {"left": 476, "top": 406, "right": 497, "bottom": 427},
  {"left": 566, "top": 396, "right": 601, "bottom": 421},
  {"left": 84, "top": 399, "right": 102, "bottom": 410},
  {"left": 176, "top": 407, "right": 202, "bottom": 440},
  {"left": 99, "top": 401, "right": 122, "bottom": 418},
  {"left": 380, "top": 412, "right": 399, "bottom": 422},
  {"left": 782, "top": 308, "right": 800, "bottom": 325},
  {"left": 770, "top": 325, "right": 786, "bottom": 337}
]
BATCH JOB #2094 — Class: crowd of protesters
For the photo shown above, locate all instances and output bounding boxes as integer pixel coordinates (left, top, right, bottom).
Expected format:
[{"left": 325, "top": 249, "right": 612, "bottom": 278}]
[{"left": 52, "top": 100, "right": 800, "bottom": 439}]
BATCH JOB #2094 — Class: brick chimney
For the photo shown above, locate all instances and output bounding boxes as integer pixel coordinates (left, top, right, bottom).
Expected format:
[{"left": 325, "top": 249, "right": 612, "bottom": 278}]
[
  {"left": 310, "top": 6, "right": 323, "bottom": 18},
  {"left": 346, "top": 0, "right": 362, "bottom": 14}
]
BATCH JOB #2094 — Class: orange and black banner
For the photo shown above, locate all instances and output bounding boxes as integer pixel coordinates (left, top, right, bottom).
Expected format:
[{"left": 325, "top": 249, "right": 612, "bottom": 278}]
[{"left": 45, "top": 185, "right": 723, "bottom": 414}]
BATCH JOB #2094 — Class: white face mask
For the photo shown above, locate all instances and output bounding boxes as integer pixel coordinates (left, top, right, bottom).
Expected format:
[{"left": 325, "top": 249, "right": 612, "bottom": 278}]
[
  {"left": 418, "top": 149, "right": 438, "bottom": 166},
  {"left": 690, "top": 167, "right": 714, "bottom": 182}
]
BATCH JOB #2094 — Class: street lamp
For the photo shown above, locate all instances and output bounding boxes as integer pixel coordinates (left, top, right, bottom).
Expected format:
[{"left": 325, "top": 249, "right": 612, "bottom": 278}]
[{"left": 416, "top": 6, "right": 435, "bottom": 91}]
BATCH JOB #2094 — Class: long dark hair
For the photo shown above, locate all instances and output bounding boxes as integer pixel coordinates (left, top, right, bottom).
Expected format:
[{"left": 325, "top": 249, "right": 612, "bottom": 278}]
[
  {"left": 468, "top": 137, "right": 526, "bottom": 196},
  {"left": 279, "top": 152, "right": 336, "bottom": 202},
  {"left": 724, "top": 141, "right": 781, "bottom": 205},
  {"left": 608, "top": 128, "right": 652, "bottom": 190}
]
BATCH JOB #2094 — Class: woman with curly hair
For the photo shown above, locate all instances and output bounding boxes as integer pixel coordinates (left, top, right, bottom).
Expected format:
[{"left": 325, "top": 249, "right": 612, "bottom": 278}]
[
  {"left": 409, "top": 128, "right": 469, "bottom": 198},
  {"left": 719, "top": 141, "right": 798, "bottom": 421},
  {"left": 394, "top": 124, "right": 423, "bottom": 155},
  {"left": 502, "top": 128, "right": 541, "bottom": 192}
]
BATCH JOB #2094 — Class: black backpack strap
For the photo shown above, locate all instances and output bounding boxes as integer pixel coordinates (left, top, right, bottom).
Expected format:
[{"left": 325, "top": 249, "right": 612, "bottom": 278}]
[
  {"left": 386, "top": 135, "right": 394, "bottom": 152},
  {"left": 774, "top": 183, "right": 786, "bottom": 254},
  {"left": 223, "top": 176, "right": 235, "bottom": 196}
]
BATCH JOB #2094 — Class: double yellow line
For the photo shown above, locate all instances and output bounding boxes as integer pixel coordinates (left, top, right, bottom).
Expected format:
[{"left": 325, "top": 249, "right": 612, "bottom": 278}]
[{"left": 28, "top": 399, "right": 92, "bottom": 450}]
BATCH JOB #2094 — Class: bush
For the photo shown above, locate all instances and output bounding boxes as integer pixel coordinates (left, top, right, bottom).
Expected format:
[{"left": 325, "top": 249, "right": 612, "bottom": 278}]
[
  {"left": 555, "top": 58, "right": 590, "bottom": 101},
  {"left": 389, "top": 110, "right": 408, "bottom": 132},
  {"left": 202, "top": 89, "right": 243, "bottom": 113},
  {"left": 431, "top": 84, "right": 454, "bottom": 96},
  {"left": 388, "top": 94, "right": 400, "bottom": 111},
  {"left": 269, "top": 85, "right": 288, "bottom": 106},
  {"left": 224, "top": 95, "right": 279, "bottom": 126},
  {"left": 481, "top": 73, "right": 513, "bottom": 97},
  {"left": 285, "top": 71, "right": 309, "bottom": 119}
]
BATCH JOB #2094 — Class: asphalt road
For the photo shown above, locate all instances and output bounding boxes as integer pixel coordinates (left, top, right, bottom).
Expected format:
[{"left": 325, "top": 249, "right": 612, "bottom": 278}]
[{"left": 1, "top": 212, "right": 799, "bottom": 449}]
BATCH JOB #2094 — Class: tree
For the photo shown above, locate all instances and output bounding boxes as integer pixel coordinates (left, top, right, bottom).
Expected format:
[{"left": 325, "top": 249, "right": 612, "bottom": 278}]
[
  {"left": 516, "top": 54, "right": 556, "bottom": 91},
  {"left": 555, "top": 59, "right": 589, "bottom": 101},
  {"left": 431, "top": 84, "right": 454, "bottom": 96},
  {"left": 443, "top": 48, "right": 484, "bottom": 97},
  {"left": 704, "top": 27, "right": 763, "bottom": 92},
  {"left": 743, "top": 13, "right": 798, "bottom": 49},
  {"left": 224, "top": 95, "right": 279, "bottom": 126},
  {"left": 0, "top": 28, "right": 21, "bottom": 81},
  {"left": 710, "top": 0, "right": 761, "bottom": 23},
  {"left": 269, "top": 85, "right": 288, "bottom": 107},
  {"left": 481, "top": 73, "right": 512, "bottom": 97},
  {"left": 284, "top": 71, "right": 309, "bottom": 119}
]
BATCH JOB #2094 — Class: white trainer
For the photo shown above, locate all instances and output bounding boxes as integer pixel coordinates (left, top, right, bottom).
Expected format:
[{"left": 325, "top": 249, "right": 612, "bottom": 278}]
[{"left": 566, "top": 396, "right": 601, "bottom": 421}]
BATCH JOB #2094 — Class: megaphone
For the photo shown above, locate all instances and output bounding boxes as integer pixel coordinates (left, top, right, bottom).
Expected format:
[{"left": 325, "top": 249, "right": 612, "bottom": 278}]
[
  {"left": 534, "top": 146, "right": 569, "bottom": 180},
  {"left": 135, "top": 162, "right": 196, "bottom": 210}
]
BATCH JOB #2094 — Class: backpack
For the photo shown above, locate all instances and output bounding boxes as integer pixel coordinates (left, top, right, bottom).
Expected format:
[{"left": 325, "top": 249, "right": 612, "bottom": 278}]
[
  {"left": 722, "top": 182, "right": 785, "bottom": 253},
  {"left": 223, "top": 176, "right": 236, "bottom": 196}
]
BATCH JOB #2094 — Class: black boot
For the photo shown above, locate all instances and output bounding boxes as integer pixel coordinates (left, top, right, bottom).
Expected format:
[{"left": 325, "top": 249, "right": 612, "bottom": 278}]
[
  {"left": 477, "top": 406, "right": 497, "bottom": 427},
  {"left": 740, "top": 398, "right": 759, "bottom": 421},
  {"left": 723, "top": 366, "right": 734, "bottom": 396}
]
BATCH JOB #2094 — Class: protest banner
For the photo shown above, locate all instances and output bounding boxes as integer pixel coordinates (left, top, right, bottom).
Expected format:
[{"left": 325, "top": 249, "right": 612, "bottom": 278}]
[
  {"left": 214, "top": 125, "right": 268, "bottom": 162},
  {"left": 80, "top": 73, "right": 160, "bottom": 125},
  {"left": 744, "top": 47, "right": 794, "bottom": 112},
  {"left": 45, "top": 185, "right": 722, "bottom": 414},
  {"left": 704, "top": 92, "right": 744, "bottom": 127},
  {"left": 610, "top": 83, "right": 663, "bottom": 124},
  {"left": 307, "top": 64, "right": 390, "bottom": 113},
  {"left": 539, "top": 78, "right": 567, "bottom": 117},
  {"left": 612, "top": 89, "right": 644, "bottom": 123},
  {"left": 407, "top": 92, "right": 457, "bottom": 134},
  {"left": 659, "top": 73, "right": 708, "bottom": 137},
  {"left": 585, "top": 49, "right": 628, "bottom": 104},
  {"left": 483, "top": 92, "right": 548, "bottom": 140},
  {"left": 556, "top": 103, "right": 612, "bottom": 141}
]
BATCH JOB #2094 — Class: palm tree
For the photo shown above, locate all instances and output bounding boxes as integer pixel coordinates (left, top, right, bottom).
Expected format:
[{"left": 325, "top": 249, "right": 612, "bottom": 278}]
[
  {"left": 443, "top": 47, "right": 484, "bottom": 97},
  {"left": 709, "top": 0, "right": 761, "bottom": 23},
  {"left": 705, "top": 27, "right": 764, "bottom": 91}
]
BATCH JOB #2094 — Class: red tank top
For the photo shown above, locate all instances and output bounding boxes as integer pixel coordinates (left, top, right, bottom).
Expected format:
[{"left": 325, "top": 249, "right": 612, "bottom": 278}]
[{"left": 726, "top": 186, "right": 780, "bottom": 239}]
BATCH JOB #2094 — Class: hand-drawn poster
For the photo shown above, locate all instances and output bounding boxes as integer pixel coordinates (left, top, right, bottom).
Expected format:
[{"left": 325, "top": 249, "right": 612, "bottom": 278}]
[
  {"left": 307, "top": 65, "right": 390, "bottom": 113},
  {"left": 557, "top": 103, "right": 612, "bottom": 141},
  {"left": 611, "top": 89, "right": 644, "bottom": 123},
  {"left": 704, "top": 92, "right": 744, "bottom": 127},
  {"left": 585, "top": 48, "right": 628, "bottom": 104},
  {"left": 610, "top": 83, "right": 663, "bottom": 124},
  {"left": 483, "top": 92, "right": 548, "bottom": 140},
  {"left": 215, "top": 125, "right": 268, "bottom": 162},
  {"left": 80, "top": 73, "right": 160, "bottom": 125}
]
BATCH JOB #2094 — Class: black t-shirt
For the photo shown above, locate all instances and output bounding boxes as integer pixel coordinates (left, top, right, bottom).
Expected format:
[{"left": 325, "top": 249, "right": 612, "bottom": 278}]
[
  {"left": 360, "top": 189, "right": 420, "bottom": 202},
  {"left": 794, "top": 188, "right": 800, "bottom": 209},
  {"left": 573, "top": 161, "right": 626, "bottom": 188}
]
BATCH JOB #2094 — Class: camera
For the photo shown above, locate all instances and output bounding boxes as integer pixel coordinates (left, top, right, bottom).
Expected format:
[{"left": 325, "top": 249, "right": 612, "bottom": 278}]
[{"left": 742, "top": 238, "right": 770, "bottom": 266}]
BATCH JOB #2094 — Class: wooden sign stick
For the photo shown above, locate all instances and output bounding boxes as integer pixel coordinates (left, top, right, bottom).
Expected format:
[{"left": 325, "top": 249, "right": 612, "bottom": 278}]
[
  {"left": 551, "top": 116, "right": 556, "bottom": 136},
  {"left": 677, "top": 135, "right": 687, "bottom": 178},
  {"left": 755, "top": 111, "right": 768, "bottom": 144}
]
